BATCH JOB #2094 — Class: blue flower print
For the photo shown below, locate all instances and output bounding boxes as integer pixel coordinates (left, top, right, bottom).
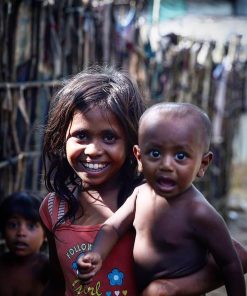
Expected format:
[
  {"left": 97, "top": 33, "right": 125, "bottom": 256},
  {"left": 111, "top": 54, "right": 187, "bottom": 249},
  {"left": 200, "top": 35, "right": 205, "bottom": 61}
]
[
  {"left": 108, "top": 268, "right": 124, "bottom": 286},
  {"left": 72, "top": 261, "right": 78, "bottom": 270}
]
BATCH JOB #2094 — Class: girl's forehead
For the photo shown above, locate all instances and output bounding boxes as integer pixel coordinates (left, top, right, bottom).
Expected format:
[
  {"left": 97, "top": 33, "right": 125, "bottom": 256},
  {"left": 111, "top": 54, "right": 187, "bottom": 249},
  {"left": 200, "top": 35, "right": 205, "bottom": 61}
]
[
  {"left": 70, "top": 107, "right": 124, "bottom": 134},
  {"left": 73, "top": 107, "right": 117, "bottom": 123}
]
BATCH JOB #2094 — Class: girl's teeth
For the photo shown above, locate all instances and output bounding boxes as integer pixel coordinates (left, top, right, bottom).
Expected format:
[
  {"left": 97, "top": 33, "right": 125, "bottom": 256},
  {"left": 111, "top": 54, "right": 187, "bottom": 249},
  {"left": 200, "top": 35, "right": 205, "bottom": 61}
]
[{"left": 84, "top": 163, "right": 106, "bottom": 169}]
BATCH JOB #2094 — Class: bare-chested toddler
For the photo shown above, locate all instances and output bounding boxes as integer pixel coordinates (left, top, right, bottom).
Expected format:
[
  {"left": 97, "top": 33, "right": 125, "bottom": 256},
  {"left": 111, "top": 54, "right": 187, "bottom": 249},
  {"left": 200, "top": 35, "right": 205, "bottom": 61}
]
[{"left": 77, "top": 102, "right": 246, "bottom": 295}]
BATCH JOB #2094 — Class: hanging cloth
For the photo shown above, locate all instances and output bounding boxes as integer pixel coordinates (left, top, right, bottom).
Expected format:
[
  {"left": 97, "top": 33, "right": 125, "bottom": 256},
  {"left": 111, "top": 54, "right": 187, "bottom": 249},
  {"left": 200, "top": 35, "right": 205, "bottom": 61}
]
[
  {"left": 113, "top": 4, "right": 136, "bottom": 66},
  {"left": 212, "top": 54, "right": 232, "bottom": 144}
]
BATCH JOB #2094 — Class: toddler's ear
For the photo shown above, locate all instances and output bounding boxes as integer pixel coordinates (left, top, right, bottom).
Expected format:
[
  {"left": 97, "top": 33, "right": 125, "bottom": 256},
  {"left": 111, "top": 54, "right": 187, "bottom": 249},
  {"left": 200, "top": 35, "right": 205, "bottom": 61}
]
[
  {"left": 197, "top": 151, "right": 213, "bottom": 178},
  {"left": 133, "top": 145, "right": 143, "bottom": 173}
]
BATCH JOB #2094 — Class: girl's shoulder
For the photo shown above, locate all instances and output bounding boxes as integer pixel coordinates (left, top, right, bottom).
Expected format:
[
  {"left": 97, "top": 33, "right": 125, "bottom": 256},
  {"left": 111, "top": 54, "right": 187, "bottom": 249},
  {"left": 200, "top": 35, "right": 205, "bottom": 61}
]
[{"left": 40, "top": 192, "right": 68, "bottom": 230}]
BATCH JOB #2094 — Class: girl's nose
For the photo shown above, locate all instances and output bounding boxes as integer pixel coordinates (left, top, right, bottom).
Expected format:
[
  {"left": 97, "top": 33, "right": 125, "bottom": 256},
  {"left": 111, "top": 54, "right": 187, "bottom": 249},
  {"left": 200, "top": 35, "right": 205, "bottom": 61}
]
[{"left": 84, "top": 141, "right": 102, "bottom": 156}]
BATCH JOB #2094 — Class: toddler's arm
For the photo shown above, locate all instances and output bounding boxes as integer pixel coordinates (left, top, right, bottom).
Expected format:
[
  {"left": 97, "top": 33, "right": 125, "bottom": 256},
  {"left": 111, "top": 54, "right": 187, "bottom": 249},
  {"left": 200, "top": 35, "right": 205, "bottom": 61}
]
[
  {"left": 77, "top": 223, "right": 120, "bottom": 283},
  {"left": 77, "top": 190, "right": 137, "bottom": 283}
]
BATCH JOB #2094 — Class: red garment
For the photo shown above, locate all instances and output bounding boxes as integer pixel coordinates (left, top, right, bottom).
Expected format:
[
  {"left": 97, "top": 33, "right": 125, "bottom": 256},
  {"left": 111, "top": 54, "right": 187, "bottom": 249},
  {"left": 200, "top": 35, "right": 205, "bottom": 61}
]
[{"left": 40, "top": 193, "right": 138, "bottom": 296}]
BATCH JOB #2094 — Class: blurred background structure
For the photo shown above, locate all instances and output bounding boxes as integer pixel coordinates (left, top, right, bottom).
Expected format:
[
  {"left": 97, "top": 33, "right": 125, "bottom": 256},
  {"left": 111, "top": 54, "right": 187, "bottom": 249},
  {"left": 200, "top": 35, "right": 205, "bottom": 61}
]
[{"left": 0, "top": 2, "right": 247, "bottom": 293}]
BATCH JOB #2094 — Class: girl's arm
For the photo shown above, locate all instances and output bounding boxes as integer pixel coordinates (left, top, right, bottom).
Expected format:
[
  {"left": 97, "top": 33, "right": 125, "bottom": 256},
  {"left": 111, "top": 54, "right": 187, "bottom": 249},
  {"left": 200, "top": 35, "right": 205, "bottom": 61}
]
[
  {"left": 193, "top": 205, "right": 245, "bottom": 296},
  {"left": 141, "top": 239, "right": 247, "bottom": 296},
  {"left": 41, "top": 228, "right": 65, "bottom": 296}
]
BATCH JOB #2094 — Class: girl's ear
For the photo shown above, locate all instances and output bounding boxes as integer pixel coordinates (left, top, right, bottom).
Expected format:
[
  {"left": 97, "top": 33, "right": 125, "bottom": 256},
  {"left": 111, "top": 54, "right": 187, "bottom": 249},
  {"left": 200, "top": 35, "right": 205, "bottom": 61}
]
[
  {"left": 197, "top": 151, "right": 213, "bottom": 178},
  {"left": 133, "top": 145, "right": 143, "bottom": 173}
]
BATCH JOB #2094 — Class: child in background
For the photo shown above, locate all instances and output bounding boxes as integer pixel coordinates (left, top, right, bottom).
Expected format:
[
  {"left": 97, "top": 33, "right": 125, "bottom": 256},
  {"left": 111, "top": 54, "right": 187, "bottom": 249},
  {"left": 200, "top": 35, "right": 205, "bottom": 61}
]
[
  {"left": 0, "top": 191, "right": 50, "bottom": 296},
  {"left": 77, "top": 102, "right": 246, "bottom": 295}
]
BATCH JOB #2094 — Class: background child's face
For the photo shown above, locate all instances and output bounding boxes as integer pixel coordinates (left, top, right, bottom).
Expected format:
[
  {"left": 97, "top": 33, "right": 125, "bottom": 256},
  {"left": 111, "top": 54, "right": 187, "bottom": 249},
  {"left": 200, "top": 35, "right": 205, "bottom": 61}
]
[
  {"left": 66, "top": 106, "right": 127, "bottom": 188},
  {"left": 4, "top": 214, "right": 45, "bottom": 257},
  {"left": 136, "top": 113, "right": 209, "bottom": 198}
]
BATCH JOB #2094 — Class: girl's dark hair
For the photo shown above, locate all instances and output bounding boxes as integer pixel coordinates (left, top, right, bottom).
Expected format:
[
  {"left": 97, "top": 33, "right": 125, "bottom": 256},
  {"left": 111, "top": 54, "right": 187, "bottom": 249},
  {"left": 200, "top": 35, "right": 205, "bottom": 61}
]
[
  {"left": 43, "top": 65, "right": 146, "bottom": 228},
  {"left": 0, "top": 191, "right": 43, "bottom": 233}
]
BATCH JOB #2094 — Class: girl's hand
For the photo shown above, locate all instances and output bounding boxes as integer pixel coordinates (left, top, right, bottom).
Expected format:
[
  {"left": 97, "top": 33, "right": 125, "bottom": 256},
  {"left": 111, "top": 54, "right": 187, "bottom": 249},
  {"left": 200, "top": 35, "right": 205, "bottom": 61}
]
[
  {"left": 141, "top": 279, "right": 179, "bottom": 296},
  {"left": 141, "top": 239, "right": 247, "bottom": 296},
  {"left": 76, "top": 252, "right": 102, "bottom": 284}
]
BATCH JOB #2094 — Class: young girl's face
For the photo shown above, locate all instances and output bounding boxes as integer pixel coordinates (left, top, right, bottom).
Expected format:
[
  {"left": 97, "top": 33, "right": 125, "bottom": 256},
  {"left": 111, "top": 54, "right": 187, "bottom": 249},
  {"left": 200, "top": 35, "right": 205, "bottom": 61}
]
[
  {"left": 4, "top": 214, "right": 45, "bottom": 257},
  {"left": 66, "top": 106, "right": 127, "bottom": 189}
]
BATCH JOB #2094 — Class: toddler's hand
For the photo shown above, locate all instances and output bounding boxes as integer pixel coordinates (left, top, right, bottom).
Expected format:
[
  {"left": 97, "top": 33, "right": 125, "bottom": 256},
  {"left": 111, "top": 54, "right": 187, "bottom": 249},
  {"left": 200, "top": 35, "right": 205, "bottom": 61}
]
[{"left": 76, "top": 252, "right": 102, "bottom": 284}]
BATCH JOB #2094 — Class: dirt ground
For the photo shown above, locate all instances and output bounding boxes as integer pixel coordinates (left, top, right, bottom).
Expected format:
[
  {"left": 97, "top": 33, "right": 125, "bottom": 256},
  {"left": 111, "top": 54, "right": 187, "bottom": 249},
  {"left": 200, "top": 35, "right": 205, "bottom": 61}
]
[{"left": 207, "top": 163, "right": 247, "bottom": 295}]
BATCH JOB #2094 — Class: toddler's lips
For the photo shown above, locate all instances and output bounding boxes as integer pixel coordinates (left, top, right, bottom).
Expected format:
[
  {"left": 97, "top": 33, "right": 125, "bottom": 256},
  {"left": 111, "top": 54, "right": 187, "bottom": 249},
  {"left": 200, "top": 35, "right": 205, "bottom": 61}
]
[{"left": 157, "top": 177, "right": 176, "bottom": 191}]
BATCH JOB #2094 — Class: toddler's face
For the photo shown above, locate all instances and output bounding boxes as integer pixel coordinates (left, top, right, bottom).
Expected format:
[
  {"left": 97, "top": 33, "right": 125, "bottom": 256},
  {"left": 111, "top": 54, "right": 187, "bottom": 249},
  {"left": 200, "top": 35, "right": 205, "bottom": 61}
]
[
  {"left": 137, "top": 113, "right": 206, "bottom": 198},
  {"left": 4, "top": 214, "right": 45, "bottom": 257}
]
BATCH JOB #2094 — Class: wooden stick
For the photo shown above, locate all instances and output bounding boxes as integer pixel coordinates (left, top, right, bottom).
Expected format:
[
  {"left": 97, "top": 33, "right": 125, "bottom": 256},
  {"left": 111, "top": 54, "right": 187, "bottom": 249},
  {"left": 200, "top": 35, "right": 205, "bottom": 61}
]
[
  {"left": 0, "top": 80, "right": 62, "bottom": 89},
  {"left": 0, "top": 151, "right": 40, "bottom": 169}
]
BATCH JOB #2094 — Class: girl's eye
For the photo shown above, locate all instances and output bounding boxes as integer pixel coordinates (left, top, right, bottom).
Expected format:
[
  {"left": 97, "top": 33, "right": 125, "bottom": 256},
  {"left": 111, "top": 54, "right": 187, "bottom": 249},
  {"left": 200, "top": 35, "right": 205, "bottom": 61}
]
[
  {"left": 75, "top": 131, "right": 88, "bottom": 140},
  {"left": 103, "top": 132, "right": 117, "bottom": 143},
  {"left": 175, "top": 152, "right": 187, "bottom": 160},
  {"left": 149, "top": 150, "right": 160, "bottom": 158}
]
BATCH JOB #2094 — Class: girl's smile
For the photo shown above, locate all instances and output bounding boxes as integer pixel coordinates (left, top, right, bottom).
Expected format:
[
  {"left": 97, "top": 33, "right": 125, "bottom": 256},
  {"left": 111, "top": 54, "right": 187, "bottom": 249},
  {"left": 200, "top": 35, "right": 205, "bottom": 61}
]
[
  {"left": 82, "top": 162, "right": 108, "bottom": 170},
  {"left": 80, "top": 161, "right": 109, "bottom": 177},
  {"left": 66, "top": 106, "right": 127, "bottom": 188}
]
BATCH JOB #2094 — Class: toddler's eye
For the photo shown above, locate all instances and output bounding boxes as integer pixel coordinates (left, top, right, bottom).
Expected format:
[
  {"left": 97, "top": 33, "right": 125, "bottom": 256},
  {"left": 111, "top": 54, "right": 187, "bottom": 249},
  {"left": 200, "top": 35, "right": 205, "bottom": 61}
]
[
  {"left": 175, "top": 152, "right": 187, "bottom": 160},
  {"left": 149, "top": 150, "right": 160, "bottom": 158}
]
